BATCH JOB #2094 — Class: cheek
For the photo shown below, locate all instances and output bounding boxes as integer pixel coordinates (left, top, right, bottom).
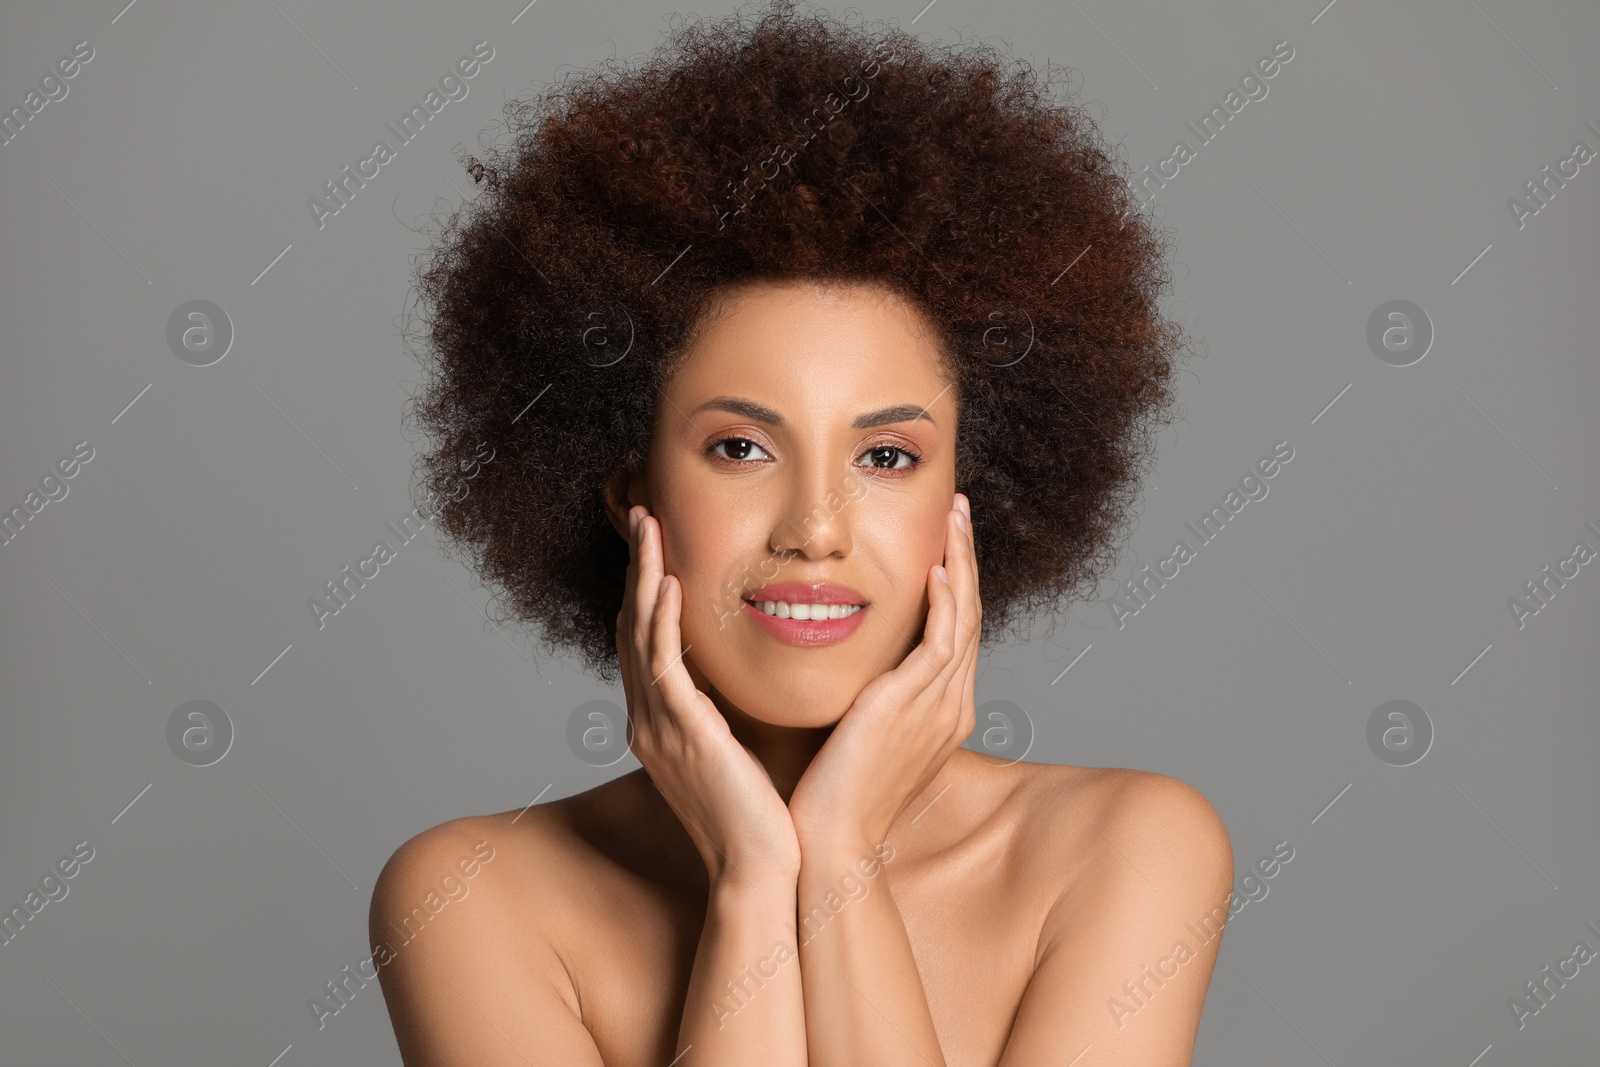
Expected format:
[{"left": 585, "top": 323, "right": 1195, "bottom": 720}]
[
  {"left": 658, "top": 496, "right": 759, "bottom": 626},
  {"left": 860, "top": 496, "right": 948, "bottom": 612}
]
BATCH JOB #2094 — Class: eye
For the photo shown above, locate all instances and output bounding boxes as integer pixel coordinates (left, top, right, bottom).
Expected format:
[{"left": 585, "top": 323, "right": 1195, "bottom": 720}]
[
  {"left": 707, "top": 436, "right": 772, "bottom": 464},
  {"left": 856, "top": 443, "right": 922, "bottom": 472}
]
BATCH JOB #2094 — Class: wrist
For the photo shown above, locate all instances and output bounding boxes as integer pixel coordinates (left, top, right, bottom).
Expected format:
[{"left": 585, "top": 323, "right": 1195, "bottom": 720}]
[
  {"left": 709, "top": 864, "right": 800, "bottom": 899},
  {"left": 797, "top": 835, "right": 895, "bottom": 875}
]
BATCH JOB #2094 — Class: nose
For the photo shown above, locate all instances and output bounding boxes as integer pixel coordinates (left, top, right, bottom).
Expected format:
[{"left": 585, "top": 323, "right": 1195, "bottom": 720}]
[{"left": 767, "top": 463, "right": 858, "bottom": 560}]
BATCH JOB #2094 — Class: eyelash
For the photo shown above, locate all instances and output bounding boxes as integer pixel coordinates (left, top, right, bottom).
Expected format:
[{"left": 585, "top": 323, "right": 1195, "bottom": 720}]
[{"left": 705, "top": 435, "right": 924, "bottom": 474}]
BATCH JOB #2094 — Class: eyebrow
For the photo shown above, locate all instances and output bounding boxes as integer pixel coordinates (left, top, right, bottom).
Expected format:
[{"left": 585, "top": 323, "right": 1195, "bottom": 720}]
[{"left": 691, "top": 396, "right": 937, "bottom": 429}]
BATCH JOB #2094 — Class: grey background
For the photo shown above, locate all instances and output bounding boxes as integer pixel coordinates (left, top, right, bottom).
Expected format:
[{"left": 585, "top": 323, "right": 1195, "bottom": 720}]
[{"left": 2, "top": 0, "right": 1596, "bottom": 1063}]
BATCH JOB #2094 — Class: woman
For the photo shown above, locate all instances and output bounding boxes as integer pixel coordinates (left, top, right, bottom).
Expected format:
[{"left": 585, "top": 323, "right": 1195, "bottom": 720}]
[{"left": 373, "top": 3, "right": 1231, "bottom": 1064}]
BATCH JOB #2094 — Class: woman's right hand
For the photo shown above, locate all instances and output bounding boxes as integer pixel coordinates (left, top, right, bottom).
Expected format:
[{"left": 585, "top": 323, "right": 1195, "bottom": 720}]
[{"left": 616, "top": 504, "right": 802, "bottom": 887}]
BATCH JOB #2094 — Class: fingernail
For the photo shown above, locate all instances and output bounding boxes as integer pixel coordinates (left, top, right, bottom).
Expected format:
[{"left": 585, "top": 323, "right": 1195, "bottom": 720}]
[
  {"left": 956, "top": 494, "right": 971, "bottom": 520},
  {"left": 658, "top": 575, "right": 670, "bottom": 597},
  {"left": 954, "top": 509, "right": 969, "bottom": 533},
  {"left": 934, "top": 565, "right": 950, "bottom": 584},
  {"left": 628, "top": 507, "right": 639, "bottom": 537}
]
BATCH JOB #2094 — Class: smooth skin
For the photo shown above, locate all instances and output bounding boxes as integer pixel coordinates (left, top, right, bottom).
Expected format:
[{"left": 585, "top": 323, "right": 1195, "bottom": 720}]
[{"left": 370, "top": 279, "right": 1235, "bottom": 1066}]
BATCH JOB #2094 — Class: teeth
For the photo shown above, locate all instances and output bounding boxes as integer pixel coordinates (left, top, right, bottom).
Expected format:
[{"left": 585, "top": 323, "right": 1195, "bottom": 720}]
[{"left": 756, "top": 599, "right": 863, "bottom": 620}]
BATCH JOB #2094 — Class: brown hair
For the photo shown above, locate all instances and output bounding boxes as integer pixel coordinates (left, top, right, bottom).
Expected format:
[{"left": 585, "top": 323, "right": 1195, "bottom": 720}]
[{"left": 404, "top": 0, "right": 1192, "bottom": 684}]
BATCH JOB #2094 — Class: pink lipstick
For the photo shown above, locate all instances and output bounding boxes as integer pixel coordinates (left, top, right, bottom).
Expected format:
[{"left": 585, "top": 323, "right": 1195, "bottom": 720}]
[{"left": 741, "top": 581, "right": 869, "bottom": 647}]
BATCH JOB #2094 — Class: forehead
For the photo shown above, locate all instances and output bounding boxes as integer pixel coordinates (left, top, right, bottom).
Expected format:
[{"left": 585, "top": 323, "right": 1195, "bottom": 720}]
[{"left": 663, "top": 279, "right": 953, "bottom": 413}]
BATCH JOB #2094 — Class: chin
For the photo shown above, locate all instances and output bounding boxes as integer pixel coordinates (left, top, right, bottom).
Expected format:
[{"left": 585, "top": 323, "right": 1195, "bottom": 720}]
[
  {"left": 684, "top": 651, "right": 855, "bottom": 730},
  {"left": 680, "top": 604, "right": 916, "bottom": 731}
]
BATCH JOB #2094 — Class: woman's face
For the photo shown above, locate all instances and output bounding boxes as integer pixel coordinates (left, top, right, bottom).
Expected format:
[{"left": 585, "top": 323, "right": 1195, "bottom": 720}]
[{"left": 623, "top": 278, "right": 959, "bottom": 730}]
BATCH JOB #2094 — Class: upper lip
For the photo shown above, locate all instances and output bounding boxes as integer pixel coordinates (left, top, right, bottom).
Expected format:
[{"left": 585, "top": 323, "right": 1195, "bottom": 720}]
[{"left": 742, "top": 581, "right": 868, "bottom": 606}]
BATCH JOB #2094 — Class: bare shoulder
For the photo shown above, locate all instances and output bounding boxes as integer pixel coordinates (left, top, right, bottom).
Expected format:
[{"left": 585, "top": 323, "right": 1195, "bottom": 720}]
[
  {"left": 1006, "top": 763, "right": 1234, "bottom": 930},
  {"left": 368, "top": 801, "right": 594, "bottom": 958},
  {"left": 367, "top": 806, "right": 608, "bottom": 1065}
]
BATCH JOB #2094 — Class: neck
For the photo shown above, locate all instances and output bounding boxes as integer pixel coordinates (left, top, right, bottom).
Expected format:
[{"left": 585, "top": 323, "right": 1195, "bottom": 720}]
[{"left": 711, "top": 691, "right": 833, "bottom": 804}]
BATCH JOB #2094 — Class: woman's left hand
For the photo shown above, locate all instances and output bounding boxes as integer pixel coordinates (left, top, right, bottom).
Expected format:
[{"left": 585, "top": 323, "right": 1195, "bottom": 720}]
[{"left": 788, "top": 492, "right": 982, "bottom": 856}]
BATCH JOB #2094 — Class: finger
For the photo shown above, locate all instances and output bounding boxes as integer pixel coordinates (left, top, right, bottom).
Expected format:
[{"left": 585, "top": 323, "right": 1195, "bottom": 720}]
[
  {"left": 958, "top": 492, "right": 982, "bottom": 612},
  {"left": 945, "top": 498, "right": 982, "bottom": 732},
  {"left": 632, "top": 511, "right": 664, "bottom": 668},
  {"left": 945, "top": 607, "right": 981, "bottom": 737},
  {"left": 649, "top": 573, "right": 718, "bottom": 734},
  {"left": 623, "top": 507, "right": 661, "bottom": 737},
  {"left": 616, "top": 508, "right": 644, "bottom": 735},
  {"left": 907, "top": 560, "right": 960, "bottom": 686},
  {"left": 944, "top": 502, "right": 980, "bottom": 654}
]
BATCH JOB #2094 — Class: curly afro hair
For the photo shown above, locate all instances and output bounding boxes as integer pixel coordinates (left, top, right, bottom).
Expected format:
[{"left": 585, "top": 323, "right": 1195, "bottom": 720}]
[{"left": 404, "top": 0, "right": 1190, "bottom": 686}]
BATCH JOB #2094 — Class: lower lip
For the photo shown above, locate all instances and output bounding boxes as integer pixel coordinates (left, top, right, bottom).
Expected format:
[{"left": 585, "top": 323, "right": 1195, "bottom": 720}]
[{"left": 741, "top": 599, "right": 869, "bottom": 647}]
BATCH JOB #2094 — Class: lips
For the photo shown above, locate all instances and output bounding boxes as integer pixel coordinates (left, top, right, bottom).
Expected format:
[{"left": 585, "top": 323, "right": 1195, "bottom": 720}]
[
  {"left": 739, "top": 580, "right": 870, "bottom": 648},
  {"left": 741, "top": 581, "right": 867, "bottom": 606}
]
